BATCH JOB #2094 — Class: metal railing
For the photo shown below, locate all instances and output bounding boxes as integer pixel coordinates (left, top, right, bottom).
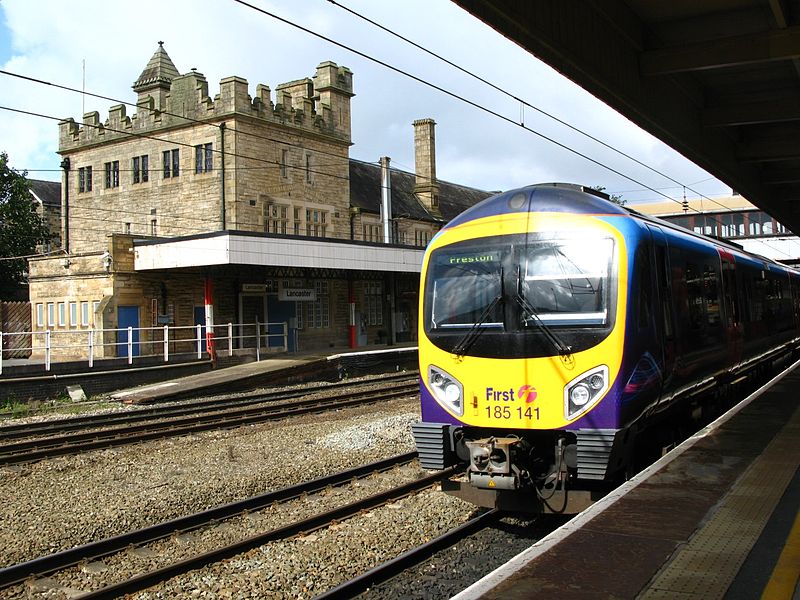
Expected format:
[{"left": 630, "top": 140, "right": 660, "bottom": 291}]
[{"left": 0, "top": 321, "right": 289, "bottom": 374}]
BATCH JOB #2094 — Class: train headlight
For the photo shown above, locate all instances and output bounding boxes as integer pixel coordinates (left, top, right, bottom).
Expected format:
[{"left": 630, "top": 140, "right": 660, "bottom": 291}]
[
  {"left": 428, "top": 365, "right": 464, "bottom": 416},
  {"left": 564, "top": 365, "right": 609, "bottom": 420}
]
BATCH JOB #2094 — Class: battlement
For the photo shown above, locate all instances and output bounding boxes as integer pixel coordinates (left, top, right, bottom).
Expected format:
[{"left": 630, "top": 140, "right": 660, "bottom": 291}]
[{"left": 59, "top": 59, "right": 354, "bottom": 151}]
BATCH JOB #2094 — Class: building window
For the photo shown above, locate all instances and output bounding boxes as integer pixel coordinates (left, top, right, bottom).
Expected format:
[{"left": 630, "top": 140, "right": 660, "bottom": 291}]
[
  {"left": 305, "top": 209, "right": 327, "bottom": 238},
  {"left": 92, "top": 300, "right": 100, "bottom": 326},
  {"left": 78, "top": 166, "right": 93, "bottom": 193},
  {"left": 294, "top": 208, "right": 301, "bottom": 235},
  {"left": 265, "top": 203, "right": 288, "bottom": 234},
  {"left": 68, "top": 301, "right": 77, "bottom": 326},
  {"left": 280, "top": 149, "right": 289, "bottom": 178},
  {"left": 104, "top": 161, "right": 120, "bottom": 188},
  {"left": 163, "top": 149, "right": 180, "bottom": 178},
  {"left": 58, "top": 302, "right": 66, "bottom": 326},
  {"left": 364, "top": 281, "right": 383, "bottom": 326},
  {"left": 81, "top": 301, "right": 89, "bottom": 326},
  {"left": 132, "top": 155, "right": 149, "bottom": 184},
  {"left": 305, "top": 153, "right": 312, "bottom": 183},
  {"left": 47, "top": 302, "right": 55, "bottom": 327},
  {"left": 195, "top": 143, "right": 213, "bottom": 173},
  {"left": 150, "top": 219, "right": 158, "bottom": 236},
  {"left": 415, "top": 229, "right": 430, "bottom": 247},
  {"left": 363, "top": 224, "right": 381, "bottom": 242},
  {"left": 308, "top": 280, "right": 330, "bottom": 328},
  {"left": 124, "top": 222, "right": 131, "bottom": 234},
  {"left": 36, "top": 303, "right": 44, "bottom": 327}
]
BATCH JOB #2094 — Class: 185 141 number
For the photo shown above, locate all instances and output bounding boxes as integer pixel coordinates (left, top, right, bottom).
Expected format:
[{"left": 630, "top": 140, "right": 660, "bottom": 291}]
[{"left": 486, "top": 406, "right": 540, "bottom": 420}]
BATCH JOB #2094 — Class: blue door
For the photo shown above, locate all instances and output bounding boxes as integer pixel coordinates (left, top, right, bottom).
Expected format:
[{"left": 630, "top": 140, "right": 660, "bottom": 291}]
[
  {"left": 117, "top": 306, "right": 140, "bottom": 357},
  {"left": 194, "top": 306, "right": 207, "bottom": 353},
  {"left": 267, "top": 296, "right": 296, "bottom": 352}
]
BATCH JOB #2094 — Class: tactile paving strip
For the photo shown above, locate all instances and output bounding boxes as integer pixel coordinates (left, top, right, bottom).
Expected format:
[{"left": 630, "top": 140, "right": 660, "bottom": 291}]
[{"left": 640, "top": 405, "right": 800, "bottom": 600}]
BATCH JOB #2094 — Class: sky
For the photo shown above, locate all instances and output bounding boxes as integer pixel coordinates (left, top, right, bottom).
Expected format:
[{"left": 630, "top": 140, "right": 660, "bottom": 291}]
[{"left": 0, "top": 0, "right": 732, "bottom": 205}]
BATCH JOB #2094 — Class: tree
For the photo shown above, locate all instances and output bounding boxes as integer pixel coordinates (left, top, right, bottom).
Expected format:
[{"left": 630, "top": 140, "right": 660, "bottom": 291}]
[
  {"left": 0, "top": 152, "right": 53, "bottom": 298},
  {"left": 590, "top": 185, "right": 626, "bottom": 206}
]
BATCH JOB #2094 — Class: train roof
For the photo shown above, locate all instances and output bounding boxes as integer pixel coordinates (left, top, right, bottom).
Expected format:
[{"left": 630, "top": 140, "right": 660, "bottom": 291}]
[
  {"left": 444, "top": 183, "right": 627, "bottom": 229},
  {"left": 440, "top": 182, "right": 800, "bottom": 276}
]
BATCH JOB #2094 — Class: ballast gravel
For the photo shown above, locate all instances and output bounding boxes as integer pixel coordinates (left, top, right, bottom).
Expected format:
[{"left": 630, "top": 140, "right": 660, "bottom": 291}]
[{"left": 0, "top": 378, "right": 506, "bottom": 600}]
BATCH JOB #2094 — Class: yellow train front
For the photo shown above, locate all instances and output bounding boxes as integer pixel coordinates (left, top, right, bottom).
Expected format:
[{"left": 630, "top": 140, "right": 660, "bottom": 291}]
[{"left": 412, "top": 184, "right": 796, "bottom": 512}]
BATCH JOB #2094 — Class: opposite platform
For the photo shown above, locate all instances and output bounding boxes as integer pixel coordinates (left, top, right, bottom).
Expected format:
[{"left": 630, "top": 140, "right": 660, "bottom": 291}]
[
  {"left": 109, "top": 346, "right": 418, "bottom": 404},
  {"left": 454, "top": 361, "right": 800, "bottom": 600}
]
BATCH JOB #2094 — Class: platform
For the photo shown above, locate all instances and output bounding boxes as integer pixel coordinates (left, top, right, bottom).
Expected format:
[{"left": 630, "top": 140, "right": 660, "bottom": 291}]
[
  {"left": 453, "top": 361, "right": 800, "bottom": 600},
  {"left": 109, "top": 346, "right": 418, "bottom": 404}
]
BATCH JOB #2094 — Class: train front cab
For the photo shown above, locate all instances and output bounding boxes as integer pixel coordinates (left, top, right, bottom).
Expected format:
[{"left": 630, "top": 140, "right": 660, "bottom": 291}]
[{"left": 412, "top": 209, "right": 636, "bottom": 513}]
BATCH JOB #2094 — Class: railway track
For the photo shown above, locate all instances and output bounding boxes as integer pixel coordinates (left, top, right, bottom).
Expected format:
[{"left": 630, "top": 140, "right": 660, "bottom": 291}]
[
  {"left": 316, "top": 508, "right": 503, "bottom": 599},
  {"left": 0, "top": 379, "right": 419, "bottom": 465},
  {"left": 0, "top": 372, "right": 418, "bottom": 440},
  {"left": 0, "top": 453, "right": 456, "bottom": 598}
]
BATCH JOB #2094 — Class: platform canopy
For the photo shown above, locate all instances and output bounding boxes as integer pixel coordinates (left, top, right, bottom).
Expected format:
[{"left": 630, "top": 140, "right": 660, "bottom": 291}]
[
  {"left": 453, "top": 0, "right": 800, "bottom": 235},
  {"left": 133, "top": 231, "right": 425, "bottom": 273}
]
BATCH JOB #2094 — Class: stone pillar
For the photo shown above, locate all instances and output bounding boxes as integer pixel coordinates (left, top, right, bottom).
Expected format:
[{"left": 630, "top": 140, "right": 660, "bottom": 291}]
[{"left": 413, "top": 118, "right": 440, "bottom": 214}]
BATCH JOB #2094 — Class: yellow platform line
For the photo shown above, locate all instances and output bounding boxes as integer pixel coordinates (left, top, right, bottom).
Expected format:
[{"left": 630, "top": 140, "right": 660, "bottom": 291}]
[{"left": 761, "top": 505, "right": 800, "bottom": 600}]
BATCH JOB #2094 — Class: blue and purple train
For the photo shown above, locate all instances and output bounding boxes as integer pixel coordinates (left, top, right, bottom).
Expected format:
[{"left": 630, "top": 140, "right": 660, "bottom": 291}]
[{"left": 411, "top": 183, "right": 800, "bottom": 511}]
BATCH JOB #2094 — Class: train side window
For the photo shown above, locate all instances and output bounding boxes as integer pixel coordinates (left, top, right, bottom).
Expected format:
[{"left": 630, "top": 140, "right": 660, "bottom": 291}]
[
  {"left": 686, "top": 262, "right": 705, "bottom": 334},
  {"left": 636, "top": 246, "right": 652, "bottom": 330},
  {"left": 656, "top": 246, "right": 674, "bottom": 338},
  {"left": 704, "top": 265, "right": 720, "bottom": 328}
]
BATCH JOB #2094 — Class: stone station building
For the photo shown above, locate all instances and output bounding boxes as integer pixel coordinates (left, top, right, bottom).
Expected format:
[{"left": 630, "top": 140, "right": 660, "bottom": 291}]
[{"left": 27, "top": 44, "right": 490, "bottom": 359}]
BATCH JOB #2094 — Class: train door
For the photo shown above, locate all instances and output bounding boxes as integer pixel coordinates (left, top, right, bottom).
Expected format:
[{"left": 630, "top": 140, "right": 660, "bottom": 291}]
[
  {"left": 646, "top": 225, "right": 676, "bottom": 385},
  {"left": 718, "top": 248, "right": 743, "bottom": 363}
]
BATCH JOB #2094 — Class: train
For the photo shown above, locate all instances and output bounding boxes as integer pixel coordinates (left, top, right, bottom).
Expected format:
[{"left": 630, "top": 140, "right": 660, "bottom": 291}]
[{"left": 411, "top": 183, "right": 800, "bottom": 513}]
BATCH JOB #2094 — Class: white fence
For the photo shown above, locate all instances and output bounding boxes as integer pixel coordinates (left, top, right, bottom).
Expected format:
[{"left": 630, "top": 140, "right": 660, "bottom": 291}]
[{"left": 0, "top": 321, "right": 289, "bottom": 374}]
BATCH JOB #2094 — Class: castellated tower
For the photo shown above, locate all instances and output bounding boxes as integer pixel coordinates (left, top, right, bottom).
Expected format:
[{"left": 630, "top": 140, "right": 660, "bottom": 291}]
[
  {"left": 413, "top": 118, "right": 440, "bottom": 214},
  {"left": 312, "top": 62, "right": 354, "bottom": 143}
]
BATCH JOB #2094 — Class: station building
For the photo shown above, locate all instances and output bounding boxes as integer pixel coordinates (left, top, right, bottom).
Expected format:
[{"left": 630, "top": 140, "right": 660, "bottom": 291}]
[
  {"left": 27, "top": 43, "right": 490, "bottom": 359},
  {"left": 632, "top": 195, "right": 800, "bottom": 264}
]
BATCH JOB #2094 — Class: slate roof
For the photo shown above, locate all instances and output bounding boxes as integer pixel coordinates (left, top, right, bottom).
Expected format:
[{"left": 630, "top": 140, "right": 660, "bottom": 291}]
[
  {"left": 348, "top": 159, "right": 493, "bottom": 224},
  {"left": 29, "top": 179, "right": 61, "bottom": 208},
  {"left": 133, "top": 42, "right": 180, "bottom": 93}
]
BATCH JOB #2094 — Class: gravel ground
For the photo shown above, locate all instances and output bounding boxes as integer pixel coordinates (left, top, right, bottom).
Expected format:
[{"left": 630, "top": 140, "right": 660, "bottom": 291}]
[{"left": 0, "top": 396, "right": 420, "bottom": 569}]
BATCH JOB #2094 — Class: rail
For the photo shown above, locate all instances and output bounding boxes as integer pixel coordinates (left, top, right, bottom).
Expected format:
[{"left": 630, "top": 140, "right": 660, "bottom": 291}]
[{"left": 0, "top": 321, "right": 289, "bottom": 374}]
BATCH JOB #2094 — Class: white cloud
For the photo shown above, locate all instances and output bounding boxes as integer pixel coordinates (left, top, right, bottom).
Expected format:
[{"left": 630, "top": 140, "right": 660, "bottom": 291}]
[{"left": 0, "top": 0, "right": 727, "bottom": 204}]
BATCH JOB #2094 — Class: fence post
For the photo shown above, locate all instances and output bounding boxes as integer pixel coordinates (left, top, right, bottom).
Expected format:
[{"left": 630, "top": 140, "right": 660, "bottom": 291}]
[
  {"left": 283, "top": 322, "right": 288, "bottom": 352},
  {"left": 255, "top": 322, "right": 261, "bottom": 362},
  {"left": 164, "top": 325, "right": 169, "bottom": 362},
  {"left": 196, "top": 324, "right": 202, "bottom": 359},
  {"left": 127, "top": 326, "right": 133, "bottom": 365},
  {"left": 45, "top": 329, "right": 51, "bottom": 371},
  {"left": 228, "top": 322, "right": 233, "bottom": 356},
  {"left": 88, "top": 329, "right": 94, "bottom": 368}
]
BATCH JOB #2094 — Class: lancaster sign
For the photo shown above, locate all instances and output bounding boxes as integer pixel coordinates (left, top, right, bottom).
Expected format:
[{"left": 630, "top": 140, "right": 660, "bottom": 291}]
[{"left": 279, "top": 288, "right": 317, "bottom": 301}]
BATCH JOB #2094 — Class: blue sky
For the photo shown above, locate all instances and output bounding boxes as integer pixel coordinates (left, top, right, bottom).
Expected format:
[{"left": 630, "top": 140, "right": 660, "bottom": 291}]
[{"left": 0, "top": 0, "right": 732, "bottom": 205}]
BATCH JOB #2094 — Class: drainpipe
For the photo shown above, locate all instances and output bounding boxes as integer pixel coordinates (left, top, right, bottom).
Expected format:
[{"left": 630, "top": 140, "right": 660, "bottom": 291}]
[
  {"left": 60, "top": 157, "right": 70, "bottom": 253},
  {"left": 219, "top": 123, "right": 226, "bottom": 230},
  {"left": 380, "top": 156, "right": 392, "bottom": 244}
]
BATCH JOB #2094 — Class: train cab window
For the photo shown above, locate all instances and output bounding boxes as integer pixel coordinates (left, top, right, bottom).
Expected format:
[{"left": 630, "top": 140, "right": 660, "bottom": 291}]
[
  {"left": 427, "top": 248, "right": 504, "bottom": 329},
  {"left": 518, "top": 236, "right": 612, "bottom": 326}
]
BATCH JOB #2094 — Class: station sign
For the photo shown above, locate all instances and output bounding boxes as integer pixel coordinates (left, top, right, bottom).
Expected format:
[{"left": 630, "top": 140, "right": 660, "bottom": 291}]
[{"left": 279, "top": 288, "right": 317, "bottom": 301}]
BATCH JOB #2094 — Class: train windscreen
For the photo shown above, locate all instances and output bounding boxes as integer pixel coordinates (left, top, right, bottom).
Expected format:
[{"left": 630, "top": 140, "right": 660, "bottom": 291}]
[
  {"left": 423, "top": 233, "right": 616, "bottom": 358},
  {"left": 519, "top": 237, "right": 612, "bottom": 326}
]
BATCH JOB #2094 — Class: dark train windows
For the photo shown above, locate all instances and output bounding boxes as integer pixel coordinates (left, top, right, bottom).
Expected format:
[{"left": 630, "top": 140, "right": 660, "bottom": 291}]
[{"left": 670, "top": 248, "right": 723, "bottom": 351}]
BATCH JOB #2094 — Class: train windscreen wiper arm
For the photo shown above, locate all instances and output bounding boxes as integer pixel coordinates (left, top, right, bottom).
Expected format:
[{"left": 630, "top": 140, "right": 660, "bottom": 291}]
[
  {"left": 514, "top": 292, "right": 572, "bottom": 358},
  {"left": 451, "top": 294, "right": 503, "bottom": 358}
]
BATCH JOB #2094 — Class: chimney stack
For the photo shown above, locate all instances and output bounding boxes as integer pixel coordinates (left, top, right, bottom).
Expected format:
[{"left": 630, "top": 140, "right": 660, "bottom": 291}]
[{"left": 413, "top": 118, "right": 440, "bottom": 214}]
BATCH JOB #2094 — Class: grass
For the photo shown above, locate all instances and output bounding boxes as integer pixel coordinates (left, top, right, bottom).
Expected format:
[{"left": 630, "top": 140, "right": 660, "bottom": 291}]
[{"left": 0, "top": 393, "right": 117, "bottom": 420}]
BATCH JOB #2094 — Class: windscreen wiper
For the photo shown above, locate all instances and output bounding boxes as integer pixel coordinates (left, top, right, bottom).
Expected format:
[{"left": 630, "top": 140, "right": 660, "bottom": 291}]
[{"left": 452, "top": 294, "right": 503, "bottom": 357}]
